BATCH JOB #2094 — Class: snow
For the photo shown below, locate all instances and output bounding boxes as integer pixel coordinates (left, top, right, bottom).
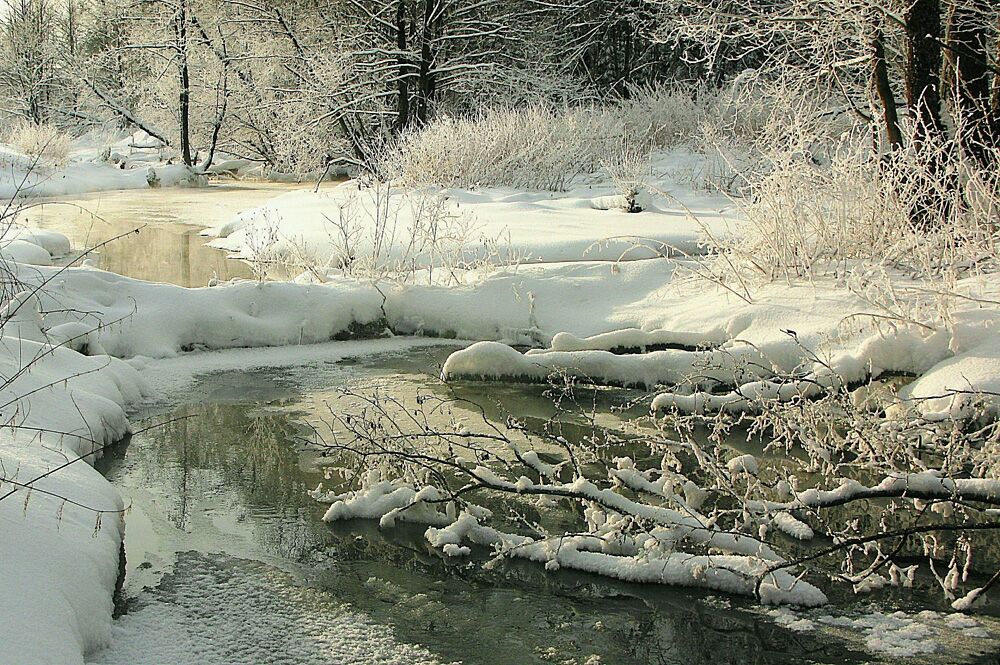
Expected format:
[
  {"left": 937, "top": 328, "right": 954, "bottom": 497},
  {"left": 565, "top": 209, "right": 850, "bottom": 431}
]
[
  {"left": 823, "top": 611, "right": 939, "bottom": 658},
  {"left": 726, "top": 454, "right": 759, "bottom": 476},
  {"left": 0, "top": 225, "right": 74, "bottom": 266},
  {"left": 204, "top": 148, "right": 742, "bottom": 267},
  {"left": 767, "top": 607, "right": 816, "bottom": 632},
  {"left": 10, "top": 227, "right": 72, "bottom": 258},
  {"left": 0, "top": 130, "right": 207, "bottom": 200},
  {"left": 547, "top": 327, "right": 724, "bottom": 352},
  {"left": 767, "top": 607, "right": 996, "bottom": 660},
  {"left": 6, "top": 141, "right": 1000, "bottom": 661},
  {"left": 315, "top": 480, "right": 453, "bottom": 528},
  {"left": 0, "top": 235, "right": 449, "bottom": 663},
  {"left": 2, "top": 238, "right": 53, "bottom": 265},
  {"left": 320, "top": 494, "right": 828, "bottom": 605},
  {"left": 1, "top": 237, "right": 995, "bottom": 659},
  {"left": 771, "top": 512, "right": 814, "bottom": 540}
]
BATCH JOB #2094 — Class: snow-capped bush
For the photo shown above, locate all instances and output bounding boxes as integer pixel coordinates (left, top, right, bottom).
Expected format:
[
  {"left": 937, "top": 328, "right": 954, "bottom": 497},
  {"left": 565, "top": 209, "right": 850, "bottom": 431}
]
[
  {"left": 600, "top": 133, "right": 651, "bottom": 212},
  {"left": 730, "top": 120, "right": 1000, "bottom": 287},
  {"left": 4, "top": 120, "right": 72, "bottom": 166},
  {"left": 377, "top": 84, "right": 718, "bottom": 191},
  {"left": 380, "top": 105, "right": 613, "bottom": 190}
]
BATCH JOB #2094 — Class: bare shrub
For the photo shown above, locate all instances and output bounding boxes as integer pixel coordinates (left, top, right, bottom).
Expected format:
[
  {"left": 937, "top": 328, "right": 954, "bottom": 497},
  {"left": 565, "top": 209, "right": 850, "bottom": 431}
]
[
  {"left": 322, "top": 182, "right": 522, "bottom": 285},
  {"left": 378, "top": 84, "right": 720, "bottom": 192},
  {"left": 4, "top": 120, "right": 72, "bottom": 166}
]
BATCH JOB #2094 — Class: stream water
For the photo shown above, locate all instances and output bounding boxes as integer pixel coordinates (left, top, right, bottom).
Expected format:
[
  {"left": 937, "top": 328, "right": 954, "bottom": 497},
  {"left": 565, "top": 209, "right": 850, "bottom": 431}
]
[
  {"left": 90, "top": 347, "right": 871, "bottom": 665},
  {"left": 20, "top": 184, "right": 1000, "bottom": 664},
  {"left": 22, "top": 183, "right": 299, "bottom": 286}
]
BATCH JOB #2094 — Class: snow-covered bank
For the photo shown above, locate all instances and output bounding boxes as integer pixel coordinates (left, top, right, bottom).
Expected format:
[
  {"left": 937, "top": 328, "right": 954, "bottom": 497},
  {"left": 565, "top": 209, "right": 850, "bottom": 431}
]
[
  {"left": 0, "top": 131, "right": 206, "bottom": 200},
  {"left": 0, "top": 235, "right": 149, "bottom": 665},
  {"left": 430, "top": 269, "right": 1000, "bottom": 421},
  {"left": 0, "top": 159, "right": 204, "bottom": 199},
  {"left": 20, "top": 258, "right": 674, "bottom": 356},
  {"left": 203, "top": 148, "right": 741, "bottom": 268},
  {"left": 0, "top": 337, "right": 149, "bottom": 665}
]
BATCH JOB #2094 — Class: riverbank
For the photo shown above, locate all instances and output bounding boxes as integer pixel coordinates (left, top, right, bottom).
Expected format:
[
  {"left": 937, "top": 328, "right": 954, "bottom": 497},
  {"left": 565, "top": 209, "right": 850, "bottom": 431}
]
[{"left": 5, "top": 148, "right": 1000, "bottom": 662}]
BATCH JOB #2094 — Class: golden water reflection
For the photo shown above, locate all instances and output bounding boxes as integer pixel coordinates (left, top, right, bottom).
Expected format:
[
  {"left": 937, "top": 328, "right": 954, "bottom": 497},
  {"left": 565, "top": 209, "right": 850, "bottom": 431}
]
[{"left": 19, "top": 182, "right": 301, "bottom": 287}]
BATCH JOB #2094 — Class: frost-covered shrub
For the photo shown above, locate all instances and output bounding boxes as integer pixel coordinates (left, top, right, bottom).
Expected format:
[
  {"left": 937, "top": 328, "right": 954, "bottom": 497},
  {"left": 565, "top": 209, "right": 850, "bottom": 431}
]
[
  {"left": 4, "top": 120, "right": 72, "bottom": 166},
  {"left": 619, "top": 83, "right": 717, "bottom": 150},
  {"left": 381, "top": 105, "right": 615, "bottom": 190},
  {"left": 731, "top": 125, "right": 1000, "bottom": 286},
  {"left": 379, "top": 84, "right": 717, "bottom": 191},
  {"left": 695, "top": 76, "right": 850, "bottom": 195}
]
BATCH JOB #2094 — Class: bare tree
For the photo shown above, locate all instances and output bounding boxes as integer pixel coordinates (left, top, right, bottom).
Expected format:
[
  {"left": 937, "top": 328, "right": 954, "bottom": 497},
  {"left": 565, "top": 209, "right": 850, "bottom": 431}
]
[{"left": 0, "top": 0, "right": 63, "bottom": 124}]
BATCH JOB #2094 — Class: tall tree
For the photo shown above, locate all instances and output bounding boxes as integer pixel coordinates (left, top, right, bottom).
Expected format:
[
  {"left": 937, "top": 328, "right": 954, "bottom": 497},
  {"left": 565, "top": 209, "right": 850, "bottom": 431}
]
[{"left": 0, "top": 0, "right": 62, "bottom": 123}]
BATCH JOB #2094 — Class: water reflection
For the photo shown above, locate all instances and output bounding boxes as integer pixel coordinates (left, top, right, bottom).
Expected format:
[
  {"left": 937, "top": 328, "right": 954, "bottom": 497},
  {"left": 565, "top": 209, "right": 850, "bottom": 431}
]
[
  {"left": 96, "top": 348, "right": 879, "bottom": 665},
  {"left": 18, "top": 183, "right": 299, "bottom": 286}
]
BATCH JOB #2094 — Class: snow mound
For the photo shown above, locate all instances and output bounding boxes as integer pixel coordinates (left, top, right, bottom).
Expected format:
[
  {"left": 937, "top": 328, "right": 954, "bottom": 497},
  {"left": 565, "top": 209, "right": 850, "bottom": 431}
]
[{"left": 0, "top": 228, "right": 71, "bottom": 266}]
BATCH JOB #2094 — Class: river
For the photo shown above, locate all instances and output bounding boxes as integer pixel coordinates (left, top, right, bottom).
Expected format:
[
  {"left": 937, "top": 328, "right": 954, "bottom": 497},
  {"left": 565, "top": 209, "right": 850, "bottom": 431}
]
[{"left": 17, "top": 183, "right": 999, "bottom": 664}]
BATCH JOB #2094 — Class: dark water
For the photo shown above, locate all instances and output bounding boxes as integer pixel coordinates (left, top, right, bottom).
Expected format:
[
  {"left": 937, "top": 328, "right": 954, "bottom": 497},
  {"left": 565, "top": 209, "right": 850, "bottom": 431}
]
[{"left": 90, "top": 346, "right": 999, "bottom": 665}]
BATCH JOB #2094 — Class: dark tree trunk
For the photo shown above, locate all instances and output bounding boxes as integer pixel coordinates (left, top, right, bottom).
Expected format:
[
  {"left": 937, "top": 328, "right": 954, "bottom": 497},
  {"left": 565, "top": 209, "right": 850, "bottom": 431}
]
[
  {"left": 946, "top": 0, "right": 996, "bottom": 167},
  {"left": 621, "top": 20, "right": 635, "bottom": 97},
  {"left": 415, "top": 0, "right": 437, "bottom": 125},
  {"left": 994, "top": 12, "right": 1000, "bottom": 120},
  {"left": 904, "top": 0, "right": 949, "bottom": 229},
  {"left": 176, "top": 0, "right": 192, "bottom": 167},
  {"left": 871, "top": 28, "right": 903, "bottom": 151},
  {"left": 905, "top": 0, "right": 945, "bottom": 151},
  {"left": 395, "top": 0, "right": 410, "bottom": 131}
]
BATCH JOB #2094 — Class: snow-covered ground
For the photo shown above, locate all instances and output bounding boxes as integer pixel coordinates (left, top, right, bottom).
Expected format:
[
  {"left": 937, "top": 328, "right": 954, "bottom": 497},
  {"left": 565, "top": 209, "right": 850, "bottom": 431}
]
[
  {"left": 0, "top": 130, "right": 210, "bottom": 200},
  {"left": 5, "top": 145, "right": 1000, "bottom": 662},
  {"left": 204, "top": 149, "right": 741, "bottom": 267}
]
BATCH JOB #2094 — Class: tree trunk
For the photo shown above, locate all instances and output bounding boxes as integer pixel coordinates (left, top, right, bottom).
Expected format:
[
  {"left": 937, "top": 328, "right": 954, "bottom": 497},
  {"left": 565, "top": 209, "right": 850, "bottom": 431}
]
[
  {"left": 176, "top": 0, "right": 193, "bottom": 167},
  {"left": 395, "top": 0, "right": 410, "bottom": 131},
  {"left": 945, "top": 0, "right": 995, "bottom": 167},
  {"left": 904, "top": 0, "right": 948, "bottom": 229},
  {"left": 871, "top": 28, "right": 903, "bottom": 151},
  {"left": 415, "top": 0, "right": 437, "bottom": 125},
  {"left": 622, "top": 20, "right": 635, "bottom": 96},
  {"left": 905, "top": 0, "right": 945, "bottom": 151}
]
